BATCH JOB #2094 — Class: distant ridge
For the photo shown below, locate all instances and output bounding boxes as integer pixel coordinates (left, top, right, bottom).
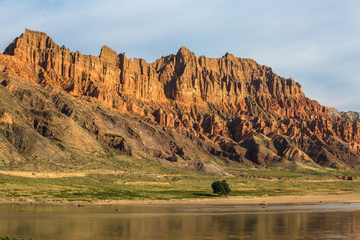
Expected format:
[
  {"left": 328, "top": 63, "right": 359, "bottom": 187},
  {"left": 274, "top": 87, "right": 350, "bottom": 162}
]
[
  {"left": 328, "top": 107, "right": 360, "bottom": 122},
  {"left": 1, "top": 28, "right": 360, "bottom": 171}
]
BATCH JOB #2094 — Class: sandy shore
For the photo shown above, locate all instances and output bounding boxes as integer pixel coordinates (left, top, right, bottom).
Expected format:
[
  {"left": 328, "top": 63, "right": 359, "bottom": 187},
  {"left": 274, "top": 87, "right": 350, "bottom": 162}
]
[
  {"left": 1, "top": 193, "right": 360, "bottom": 207},
  {"left": 109, "top": 193, "right": 360, "bottom": 206}
]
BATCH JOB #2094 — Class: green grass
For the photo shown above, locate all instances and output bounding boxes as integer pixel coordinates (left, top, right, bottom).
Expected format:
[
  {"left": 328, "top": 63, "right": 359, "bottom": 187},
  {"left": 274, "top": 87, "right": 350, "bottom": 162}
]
[
  {"left": 0, "top": 237, "right": 35, "bottom": 240},
  {"left": 1, "top": 156, "right": 360, "bottom": 202},
  {"left": 0, "top": 172, "right": 216, "bottom": 201}
]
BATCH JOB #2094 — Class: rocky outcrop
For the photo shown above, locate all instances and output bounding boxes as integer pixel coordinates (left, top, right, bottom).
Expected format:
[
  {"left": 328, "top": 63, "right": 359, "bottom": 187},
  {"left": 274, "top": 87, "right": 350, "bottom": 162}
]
[
  {"left": 328, "top": 107, "right": 360, "bottom": 122},
  {"left": 1, "top": 29, "right": 360, "bottom": 171},
  {"left": 4, "top": 29, "right": 166, "bottom": 106}
]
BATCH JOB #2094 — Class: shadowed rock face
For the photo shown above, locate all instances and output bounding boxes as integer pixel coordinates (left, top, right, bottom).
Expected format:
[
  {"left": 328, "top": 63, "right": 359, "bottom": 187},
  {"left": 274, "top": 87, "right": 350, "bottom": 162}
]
[{"left": 1, "top": 28, "right": 360, "bottom": 172}]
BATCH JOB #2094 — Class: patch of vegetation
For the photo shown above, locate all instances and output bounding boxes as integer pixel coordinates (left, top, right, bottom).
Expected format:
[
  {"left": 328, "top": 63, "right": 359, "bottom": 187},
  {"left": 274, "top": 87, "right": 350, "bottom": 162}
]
[
  {"left": 1, "top": 157, "right": 360, "bottom": 202},
  {"left": 0, "top": 237, "right": 35, "bottom": 240},
  {"left": 212, "top": 179, "right": 231, "bottom": 196}
]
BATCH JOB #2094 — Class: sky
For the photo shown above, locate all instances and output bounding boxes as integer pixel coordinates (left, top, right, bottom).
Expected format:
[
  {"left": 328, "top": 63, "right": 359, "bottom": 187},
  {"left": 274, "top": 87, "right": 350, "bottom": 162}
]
[{"left": 1, "top": 0, "right": 360, "bottom": 112}]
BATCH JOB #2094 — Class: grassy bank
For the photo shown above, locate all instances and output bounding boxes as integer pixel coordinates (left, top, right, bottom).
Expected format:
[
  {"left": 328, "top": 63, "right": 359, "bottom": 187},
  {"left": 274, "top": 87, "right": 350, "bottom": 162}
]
[
  {"left": 0, "top": 237, "right": 34, "bottom": 240},
  {"left": 1, "top": 156, "right": 360, "bottom": 202}
]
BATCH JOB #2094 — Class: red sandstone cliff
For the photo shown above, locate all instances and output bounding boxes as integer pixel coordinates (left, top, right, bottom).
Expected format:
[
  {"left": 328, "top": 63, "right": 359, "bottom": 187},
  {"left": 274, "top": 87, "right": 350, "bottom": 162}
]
[{"left": 1, "top": 29, "right": 360, "bottom": 171}]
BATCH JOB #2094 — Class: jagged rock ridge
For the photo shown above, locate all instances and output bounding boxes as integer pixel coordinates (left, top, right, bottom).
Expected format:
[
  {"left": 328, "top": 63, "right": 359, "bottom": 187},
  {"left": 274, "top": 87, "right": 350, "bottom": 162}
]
[
  {"left": 1, "top": 28, "right": 360, "bottom": 171},
  {"left": 328, "top": 107, "right": 360, "bottom": 122}
]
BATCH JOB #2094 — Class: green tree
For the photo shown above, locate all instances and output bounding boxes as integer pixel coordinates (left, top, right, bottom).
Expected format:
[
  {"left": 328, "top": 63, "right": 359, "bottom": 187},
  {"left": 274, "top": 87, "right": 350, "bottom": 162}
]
[{"left": 211, "top": 179, "right": 231, "bottom": 196}]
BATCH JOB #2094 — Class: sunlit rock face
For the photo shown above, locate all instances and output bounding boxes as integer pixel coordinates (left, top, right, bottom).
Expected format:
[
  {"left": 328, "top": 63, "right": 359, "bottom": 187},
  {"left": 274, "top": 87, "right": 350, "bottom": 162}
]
[{"left": 1, "top": 28, "right": 360, "bottom": 171}]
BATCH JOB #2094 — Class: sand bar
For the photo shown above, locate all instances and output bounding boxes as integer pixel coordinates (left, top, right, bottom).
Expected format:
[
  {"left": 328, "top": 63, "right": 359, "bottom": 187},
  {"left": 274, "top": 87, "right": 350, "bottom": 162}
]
[{"left": 1, "top": 193, "right": 360, "bottom": 207}]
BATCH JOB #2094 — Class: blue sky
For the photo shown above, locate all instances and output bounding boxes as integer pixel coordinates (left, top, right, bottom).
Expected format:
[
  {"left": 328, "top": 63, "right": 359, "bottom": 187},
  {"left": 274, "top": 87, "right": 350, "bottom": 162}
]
[{"left": 1, "top": 0, "right": 360, "bottom": 112}]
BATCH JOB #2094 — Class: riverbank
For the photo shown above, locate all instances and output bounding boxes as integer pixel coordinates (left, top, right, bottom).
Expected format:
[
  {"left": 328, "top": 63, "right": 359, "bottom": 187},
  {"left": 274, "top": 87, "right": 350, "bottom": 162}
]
[
  {"left": 72, "top": 193, "right": 360, "bottom": 206},
  {"left": 1, "top": 167, "right": 360, "bottom": 203},
  {"left": 1, "top": 193, "right": 360, "bottom": 207}
]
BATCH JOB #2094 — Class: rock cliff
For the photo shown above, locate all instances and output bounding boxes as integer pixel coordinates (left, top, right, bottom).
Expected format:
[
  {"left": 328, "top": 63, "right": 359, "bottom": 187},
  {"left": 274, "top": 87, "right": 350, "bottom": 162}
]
[{"left": 1, "top": 29, "right": 360, "bottom": 171}]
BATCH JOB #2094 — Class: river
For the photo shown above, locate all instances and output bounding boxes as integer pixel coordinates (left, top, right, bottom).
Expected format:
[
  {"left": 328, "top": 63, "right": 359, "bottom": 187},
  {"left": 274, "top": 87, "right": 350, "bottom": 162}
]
[{"left": 0, "top": 202, "right": 360, "bottom": 239}]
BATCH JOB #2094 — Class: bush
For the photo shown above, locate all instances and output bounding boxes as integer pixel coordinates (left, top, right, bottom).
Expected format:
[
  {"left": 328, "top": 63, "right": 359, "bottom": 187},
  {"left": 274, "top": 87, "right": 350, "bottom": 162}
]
[{"left": 211, "top": 179, "right": 231, "bottom": 196}]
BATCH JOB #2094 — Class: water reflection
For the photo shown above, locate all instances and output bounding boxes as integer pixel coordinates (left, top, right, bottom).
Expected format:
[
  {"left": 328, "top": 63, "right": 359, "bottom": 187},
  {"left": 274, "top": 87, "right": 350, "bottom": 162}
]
[{"left": 0, "top": 203, "right": 360, "bottom": 239}]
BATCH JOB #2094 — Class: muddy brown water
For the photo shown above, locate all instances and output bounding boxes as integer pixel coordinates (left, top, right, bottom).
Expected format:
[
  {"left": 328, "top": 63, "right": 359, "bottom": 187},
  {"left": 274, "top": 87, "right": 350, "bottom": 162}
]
[{"left": 0, "top": 203, "right": 360, "bottom": 239}]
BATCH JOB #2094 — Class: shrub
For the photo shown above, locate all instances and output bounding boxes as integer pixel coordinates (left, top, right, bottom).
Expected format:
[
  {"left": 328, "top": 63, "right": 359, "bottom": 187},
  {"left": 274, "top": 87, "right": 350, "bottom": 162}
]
[{"left": 211, "top": 179, "right": 231, "bottom": 196}]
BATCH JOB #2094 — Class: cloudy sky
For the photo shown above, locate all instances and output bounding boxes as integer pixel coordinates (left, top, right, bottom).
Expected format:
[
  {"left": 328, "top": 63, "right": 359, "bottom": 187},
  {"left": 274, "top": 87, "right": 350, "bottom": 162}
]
[{"left": 1, "top": 0, "right": 360, "bottom": 112}]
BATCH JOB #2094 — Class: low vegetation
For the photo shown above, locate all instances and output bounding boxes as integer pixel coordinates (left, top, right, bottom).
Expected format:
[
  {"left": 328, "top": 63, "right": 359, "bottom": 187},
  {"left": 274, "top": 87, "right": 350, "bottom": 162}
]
[
  {"left": 1, "top": 155, "right": 360, "bottom": 202},
  {"left": 0, "top": 237, "right": 34, "bottom": 240},
  {"left": 211, "top": 179, "right": 231, "bottom": 196}
]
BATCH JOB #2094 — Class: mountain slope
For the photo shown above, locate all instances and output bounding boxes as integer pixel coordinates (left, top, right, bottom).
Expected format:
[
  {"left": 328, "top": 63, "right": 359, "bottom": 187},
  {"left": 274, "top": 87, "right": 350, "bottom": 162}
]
[{"left": 1, "top": 29, "right": 360, "bottom": 171}]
